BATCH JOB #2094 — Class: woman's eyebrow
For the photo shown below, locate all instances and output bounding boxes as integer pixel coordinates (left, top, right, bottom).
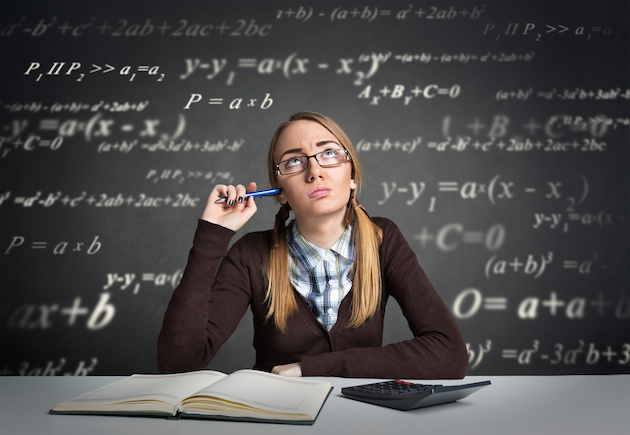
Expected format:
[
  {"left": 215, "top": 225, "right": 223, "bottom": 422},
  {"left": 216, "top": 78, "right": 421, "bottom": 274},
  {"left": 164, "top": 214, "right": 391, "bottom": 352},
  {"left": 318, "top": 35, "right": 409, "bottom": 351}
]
[
  {"left": 279, "top": 147, "right": 304, "bottom": 159},
  {"left": 316, "top": 140, "right": 339, "bottom": 148},
  {"left": 279, "top": 141, "right": 339, "bottom": 159}
]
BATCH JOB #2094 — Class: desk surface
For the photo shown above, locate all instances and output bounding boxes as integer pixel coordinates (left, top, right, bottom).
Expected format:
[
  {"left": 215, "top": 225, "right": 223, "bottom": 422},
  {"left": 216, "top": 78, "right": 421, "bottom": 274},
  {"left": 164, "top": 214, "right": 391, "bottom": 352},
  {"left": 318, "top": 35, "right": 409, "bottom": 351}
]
[{"left": 1, "top": 375, "right": 629, "bottom": 435}]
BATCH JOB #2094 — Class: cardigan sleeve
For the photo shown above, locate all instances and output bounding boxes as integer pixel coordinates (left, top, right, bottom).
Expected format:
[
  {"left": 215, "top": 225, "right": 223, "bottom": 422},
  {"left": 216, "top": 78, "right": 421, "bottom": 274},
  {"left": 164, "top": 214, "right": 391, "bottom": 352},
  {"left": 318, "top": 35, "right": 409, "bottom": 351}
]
[
  {"left": 157, "top": 219, "right": 250, "bottom": 373},
  {"left": 300, "top": 218, "right": 469, "bottom": 379}
]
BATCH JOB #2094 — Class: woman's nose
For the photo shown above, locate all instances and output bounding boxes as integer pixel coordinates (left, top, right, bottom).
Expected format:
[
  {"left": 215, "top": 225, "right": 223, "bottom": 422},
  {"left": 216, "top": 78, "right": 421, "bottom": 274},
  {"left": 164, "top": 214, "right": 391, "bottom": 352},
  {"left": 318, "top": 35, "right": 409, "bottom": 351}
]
[{"left": 305, "top": 158, "right": 323, "bottom": 180}]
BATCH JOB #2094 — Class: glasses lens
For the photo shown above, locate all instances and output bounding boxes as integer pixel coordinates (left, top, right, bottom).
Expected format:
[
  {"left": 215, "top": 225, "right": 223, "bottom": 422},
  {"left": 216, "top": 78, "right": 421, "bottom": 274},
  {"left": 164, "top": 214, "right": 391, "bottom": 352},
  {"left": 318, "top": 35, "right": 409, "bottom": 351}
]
[
  {"left": 317, "top": 149, "right": 348, "bottom": 166},
  {"left": 279, "top": 157, "right": 308, "bottom": 175}
]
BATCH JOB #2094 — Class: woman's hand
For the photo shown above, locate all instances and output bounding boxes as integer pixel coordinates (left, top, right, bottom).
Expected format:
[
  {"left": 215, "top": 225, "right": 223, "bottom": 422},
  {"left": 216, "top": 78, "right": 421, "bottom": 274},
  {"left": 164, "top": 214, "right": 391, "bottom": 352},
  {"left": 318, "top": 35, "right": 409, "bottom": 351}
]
[
  {"left": 201, "top": 182, "right": 258, "bottom": 232},
  {"left": 271, "top": 362, "right": 302, "bottom": 377}
]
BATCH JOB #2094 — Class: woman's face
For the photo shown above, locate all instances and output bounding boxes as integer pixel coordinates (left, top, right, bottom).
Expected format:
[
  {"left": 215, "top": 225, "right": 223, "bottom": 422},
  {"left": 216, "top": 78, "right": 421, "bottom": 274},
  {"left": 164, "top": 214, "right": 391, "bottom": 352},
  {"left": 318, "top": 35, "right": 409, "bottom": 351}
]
[{"left": 273, "top": 120, "right": 356, "bottom": 223}]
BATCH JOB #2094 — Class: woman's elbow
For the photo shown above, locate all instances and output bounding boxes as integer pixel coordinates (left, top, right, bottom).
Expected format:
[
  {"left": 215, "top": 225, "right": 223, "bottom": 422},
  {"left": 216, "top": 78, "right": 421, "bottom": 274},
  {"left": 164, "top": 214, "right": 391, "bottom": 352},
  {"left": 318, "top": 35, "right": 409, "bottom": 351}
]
[{"left": 445, "top": 340, "right": 469, "bottom": 379}]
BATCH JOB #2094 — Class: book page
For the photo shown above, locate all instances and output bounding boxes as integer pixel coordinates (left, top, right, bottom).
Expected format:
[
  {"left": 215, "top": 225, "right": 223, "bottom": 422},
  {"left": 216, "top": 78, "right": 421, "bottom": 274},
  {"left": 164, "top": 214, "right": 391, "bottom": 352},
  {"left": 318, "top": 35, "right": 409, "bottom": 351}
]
[
  {"left": 186, "top": 370, "right": 331, "bottom": 416},
  {"left": 53, "top": 370, "right": 227, "bottom": 413}
]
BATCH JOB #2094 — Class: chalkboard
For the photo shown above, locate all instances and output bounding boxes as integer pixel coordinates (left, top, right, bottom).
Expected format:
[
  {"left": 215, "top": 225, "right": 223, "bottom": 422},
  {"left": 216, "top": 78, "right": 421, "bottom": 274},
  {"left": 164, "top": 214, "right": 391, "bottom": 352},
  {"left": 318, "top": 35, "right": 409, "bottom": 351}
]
[{"left": 1, "top": 0, "right": 628, "bottom": 376}]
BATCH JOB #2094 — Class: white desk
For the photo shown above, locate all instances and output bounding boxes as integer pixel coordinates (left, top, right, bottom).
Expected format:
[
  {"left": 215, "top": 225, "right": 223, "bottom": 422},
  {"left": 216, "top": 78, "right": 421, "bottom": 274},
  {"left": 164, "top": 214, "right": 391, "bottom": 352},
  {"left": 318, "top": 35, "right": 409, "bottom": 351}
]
[{"left": 1, "top": 375, "right": 629, "bottom": 435}]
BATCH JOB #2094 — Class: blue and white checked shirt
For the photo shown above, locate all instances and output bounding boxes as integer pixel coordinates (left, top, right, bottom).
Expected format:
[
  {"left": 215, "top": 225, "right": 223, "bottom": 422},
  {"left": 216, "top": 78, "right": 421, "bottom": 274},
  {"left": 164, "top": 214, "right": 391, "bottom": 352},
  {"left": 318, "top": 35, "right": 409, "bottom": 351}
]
[{"left": 287, "top": 220, "right": 354, "bottom": 331}]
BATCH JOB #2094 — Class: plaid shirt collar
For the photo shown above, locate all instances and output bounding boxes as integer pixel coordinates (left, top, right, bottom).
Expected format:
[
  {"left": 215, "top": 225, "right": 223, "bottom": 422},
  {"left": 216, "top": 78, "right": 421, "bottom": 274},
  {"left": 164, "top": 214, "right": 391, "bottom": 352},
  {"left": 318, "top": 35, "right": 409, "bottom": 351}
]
[{"left": 287, "top": 220, "right": 354, "bottom": 271}]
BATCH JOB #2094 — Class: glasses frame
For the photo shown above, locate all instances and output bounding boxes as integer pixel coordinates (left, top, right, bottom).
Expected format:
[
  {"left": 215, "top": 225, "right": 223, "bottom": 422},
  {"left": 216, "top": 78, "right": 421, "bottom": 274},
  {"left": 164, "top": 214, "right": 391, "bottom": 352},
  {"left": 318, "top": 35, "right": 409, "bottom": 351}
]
[{"left": 274, "top": 149, "right": 351, "bottom": 177}]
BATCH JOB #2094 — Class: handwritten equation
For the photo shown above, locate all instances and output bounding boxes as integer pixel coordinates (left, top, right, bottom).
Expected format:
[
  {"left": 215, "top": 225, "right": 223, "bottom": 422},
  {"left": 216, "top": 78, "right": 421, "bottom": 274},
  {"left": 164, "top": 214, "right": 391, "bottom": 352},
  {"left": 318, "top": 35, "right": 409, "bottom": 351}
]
[
  {"left": 7, "top": 5, "right": 618, "bottom": 44},
  {"left": 482, "top": 22, "right": 622, "bottom": 42},
  {"left": 413, "top": 223, "right": 506, "bottom": 252},
  {"left": 1, "top": 357, "right": 98, "bottom": 376},
  {"left": 483, "top": 251, "right": 622, "bottom": 279},
  {"left": 145, "top": 169, "right": 234, "bottom": 185},
  {"left": 3, "top": 235, "right": 102, "bottom": 255},
  {"left": 411, "top": 212, "right": 619, "bottom": 238},
  {"left": 6, "top": 292, "right": 116, "bottom": 331},
  {"left": 496, "top": 87, "right": 630, "bottom": 102},
  {"left": 177, "top": 51, "right": 534, "bottom": 86},
  {"left": 23, "top": 62, "right": 165, "bottom": 82},
  {"left": 2, "top": 16, "right": 272, "bottom": 38},
  {"left": 97, "top": 138, "right": 245, "bottom": 154},
  {"left": 501, "top": 340, "right": 630, "bottom": 367},
  {"left": 16, "top": 51, "right": 536, "bottom": 87},
  {"left": 4, "top": 268, "right": 183, "bottom": 332},
  {"left": 0, "top": 191, "right": 201, "bottom": 209},
  {"left": 1, "top": 5, "right": 488, "bottom": 40},
  {"left": 1, "top": 112, "right": 187, "bottom": 147},
  {"left": 426, "top": 137, "right": 610, "bottom": 153},
  {"left": 103, "top": 270, "right": 183, "bottom": 294},
  {"left": 355, "top": 115, "right": 623, "bottom": 148},
  {"left": 3, "top": 100, "right": 149, "bottom": 114},
  {"left": 466, "top": 340, "right": 630, "bottom": 370},
  {"left": 275, "top": 4, "right": 486, "bottom": 22},
  {"left": 453, "top": 289, "right": 629, "bottom": 321},
  {"left": 378, "top": 173, "right": 590, "bottom": 207}
]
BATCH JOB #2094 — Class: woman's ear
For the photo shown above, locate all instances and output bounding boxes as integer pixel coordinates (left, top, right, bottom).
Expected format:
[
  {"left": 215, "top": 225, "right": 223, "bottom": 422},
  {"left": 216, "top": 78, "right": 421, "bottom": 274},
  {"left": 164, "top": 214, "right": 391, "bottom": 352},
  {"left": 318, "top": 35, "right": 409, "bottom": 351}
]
[
  {"left": 350, "top": 177, "right": 357, "bottom": 191},
  {"left": 277, "top": 187, "right": 288, "bottom": 205}
]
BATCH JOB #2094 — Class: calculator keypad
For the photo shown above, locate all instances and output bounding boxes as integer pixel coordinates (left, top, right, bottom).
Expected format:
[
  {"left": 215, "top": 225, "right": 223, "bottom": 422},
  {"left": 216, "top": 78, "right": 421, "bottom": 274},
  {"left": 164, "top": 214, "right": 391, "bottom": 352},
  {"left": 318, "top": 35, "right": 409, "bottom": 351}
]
[
  {"left": 346, "top": 380, "right": 442, "bottom": 397},
  {"left": 342, "top": 379, "right": 491, "bottom": 411}
]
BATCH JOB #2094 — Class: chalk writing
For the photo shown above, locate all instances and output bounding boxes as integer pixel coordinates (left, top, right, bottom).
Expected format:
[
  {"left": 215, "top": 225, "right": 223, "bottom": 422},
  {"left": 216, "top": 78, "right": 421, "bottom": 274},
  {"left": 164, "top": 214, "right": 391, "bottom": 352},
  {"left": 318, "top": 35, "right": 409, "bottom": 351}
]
[
  {"left": 145, "top": 169, "right": 233, "bottom": 185},
  {"left": 484, "top": 253, "right": 553, "bottom": 279},
  {"left": 1, "top": 17, "right": 273, "bottom": 38},
  {"left": 3, "top": 235, "right": 102, "bottom": 255},
  {"left": 3, "top": 191, "right": 201, "bottom": 208},
  {"left": 6, "top": 293, "right": 115, "bottom": 330},
  {"left": 0, "top": 5, "right": 488, "bottom": 41},
  {"left": 99, "top": 138, "right": 244, "bottom": 154},
  {"left": 394, "top": 51, "right": 535, "bottom": 64},
  {"left": 378, "top": 174, "right": 591, "bottom": 209},
  {"left": 534, "top": 210, "right": 620, "bottom": 233},
  {"left": 466, "top": 340, "right": 630, "bottom": 370},
  {"left": 467, "top": 340, "right": 492, "bottom": 370},
  {"left": 428, "top": 136, "right": 610, "bottom": 152},
  {"left": 2, "top": 100, "right": 149, "bottom": 114},
  {"left": 0, "top": 357, "right": 98, "bottom": 376},
  {"left": 351, "top": 117, "right": 625, "bottom": 150},
  {"left": 178, "top": 51, "right": 534, "bottom": 86},
  {"left": 276, "top": 4, "right": 487, "bottom": 22},
  {"left": 103, "top": 270, "right": 184, "bottom": 294},
  {"left": 356, "top": 137, "right": 421, "bottom": 154},
  {"left": 452, "top": 289, "right": 629, "bottom": 320},
  {"left": 483, "top": 252, "right": 620, "bottom": 279},
  {"left": 413, "top": 223, "right": 506, "bottom": 252},
  {"left": 497, "top": 87, "right": 630, "bottom": 102},
  {"left": 24, "top": 61, "right": 165, "bottom": 82},
  {"left": 0, "top": 112, "right": 186, "bottom": 144},
  {"left": 357, "top": 83, "right": 461, "bottom": 105},
  {"left": 183, "top": 92, "right": 274, "bottom": 110},
  {"left": 482, "top": 22, "right": 621, "bottom": 42},
  {"left": 439, "top": 114, "right": 624, "bottom": 140},
  {"left": 502, "top": 341, "right": 630, "bottom": 366}
]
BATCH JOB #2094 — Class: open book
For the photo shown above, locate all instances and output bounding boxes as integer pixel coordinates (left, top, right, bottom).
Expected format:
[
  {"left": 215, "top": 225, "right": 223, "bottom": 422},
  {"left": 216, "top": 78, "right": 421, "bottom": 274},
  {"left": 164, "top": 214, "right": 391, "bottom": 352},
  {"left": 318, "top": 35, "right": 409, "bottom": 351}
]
[{"left": 50, "top": 369, "right": 333, "bottom": 425}]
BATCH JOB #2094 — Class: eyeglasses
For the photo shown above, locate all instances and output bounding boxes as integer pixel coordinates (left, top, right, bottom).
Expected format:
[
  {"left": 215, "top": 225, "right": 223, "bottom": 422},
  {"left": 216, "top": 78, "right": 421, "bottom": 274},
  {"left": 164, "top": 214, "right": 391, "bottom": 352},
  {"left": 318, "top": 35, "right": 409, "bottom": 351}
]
[{"left": 275, "top": 149, "right": 351, "bottom": 176}]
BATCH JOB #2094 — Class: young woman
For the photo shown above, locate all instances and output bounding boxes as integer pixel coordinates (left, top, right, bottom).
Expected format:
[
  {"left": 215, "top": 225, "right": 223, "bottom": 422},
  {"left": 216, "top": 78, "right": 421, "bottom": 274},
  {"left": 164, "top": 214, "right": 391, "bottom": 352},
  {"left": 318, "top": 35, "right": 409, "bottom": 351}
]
[{"left": 158, "top": 111, "right": 468, "bottom": 378}]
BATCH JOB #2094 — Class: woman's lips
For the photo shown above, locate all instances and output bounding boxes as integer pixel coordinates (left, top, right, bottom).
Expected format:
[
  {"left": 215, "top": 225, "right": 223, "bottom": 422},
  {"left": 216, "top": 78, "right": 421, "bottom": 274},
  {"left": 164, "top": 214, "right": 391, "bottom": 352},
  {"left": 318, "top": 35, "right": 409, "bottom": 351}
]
[{"left": 308, "top": 186, "right": 331, "bottom": 199}]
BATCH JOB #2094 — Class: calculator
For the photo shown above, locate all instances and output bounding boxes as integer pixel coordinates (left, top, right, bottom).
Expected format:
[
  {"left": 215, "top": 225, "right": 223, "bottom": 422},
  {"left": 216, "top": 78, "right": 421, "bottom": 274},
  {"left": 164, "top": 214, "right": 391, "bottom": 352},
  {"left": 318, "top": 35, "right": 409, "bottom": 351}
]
[{"left": 341, "top": 379, "right": 491, "bottom": 411}]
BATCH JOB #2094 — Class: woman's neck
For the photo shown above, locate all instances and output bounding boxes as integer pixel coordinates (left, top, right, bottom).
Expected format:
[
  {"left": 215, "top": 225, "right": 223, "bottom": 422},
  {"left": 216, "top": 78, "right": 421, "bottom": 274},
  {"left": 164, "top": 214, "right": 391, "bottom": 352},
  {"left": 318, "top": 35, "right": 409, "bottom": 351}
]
[{"left": 294, "top": 212, "right": 347, "bottom": 250}]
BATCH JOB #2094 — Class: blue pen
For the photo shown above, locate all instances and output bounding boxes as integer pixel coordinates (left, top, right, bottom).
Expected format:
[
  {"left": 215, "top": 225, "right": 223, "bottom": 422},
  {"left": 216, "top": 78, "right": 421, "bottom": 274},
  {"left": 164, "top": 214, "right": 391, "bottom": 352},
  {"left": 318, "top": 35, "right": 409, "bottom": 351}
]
[{"left": 215, "top": 188, "right": 281, "bottom": 203}]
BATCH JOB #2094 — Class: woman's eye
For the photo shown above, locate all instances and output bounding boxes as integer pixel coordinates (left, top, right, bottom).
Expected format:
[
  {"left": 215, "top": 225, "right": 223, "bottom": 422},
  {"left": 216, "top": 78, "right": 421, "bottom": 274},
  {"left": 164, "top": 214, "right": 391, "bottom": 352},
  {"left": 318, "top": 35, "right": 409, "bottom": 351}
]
[
  {"left": 322, "top": 150, "right": 339, "bottom": 159},
  {"left": 285, "top": 158, "right": 304, "bottom": 168}
]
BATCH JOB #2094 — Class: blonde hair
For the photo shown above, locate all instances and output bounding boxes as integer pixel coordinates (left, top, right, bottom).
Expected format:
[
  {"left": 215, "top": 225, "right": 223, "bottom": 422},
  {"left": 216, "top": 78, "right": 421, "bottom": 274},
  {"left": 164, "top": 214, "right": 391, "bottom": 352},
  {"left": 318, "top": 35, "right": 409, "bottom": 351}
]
[{"left": 265, "top": 111, "right": 383, "bottom": 331}]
